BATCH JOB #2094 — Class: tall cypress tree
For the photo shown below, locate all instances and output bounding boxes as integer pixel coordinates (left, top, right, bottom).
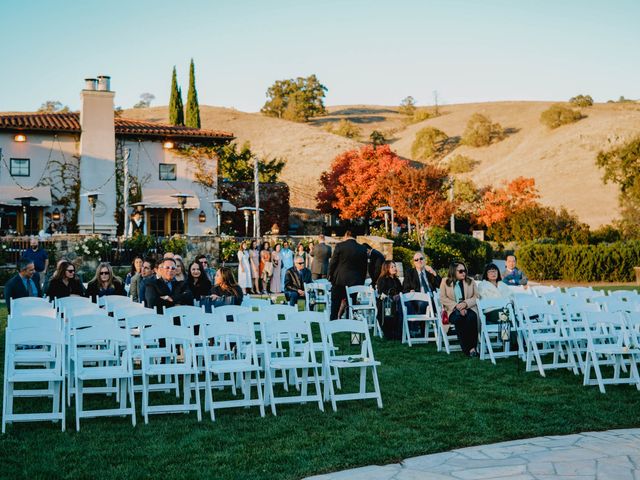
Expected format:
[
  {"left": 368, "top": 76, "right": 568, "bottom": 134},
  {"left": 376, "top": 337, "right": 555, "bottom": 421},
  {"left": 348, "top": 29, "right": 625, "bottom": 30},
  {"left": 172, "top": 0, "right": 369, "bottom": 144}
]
[
  {"left": 169, "top": 66, "right": 183, "bottom": 126},
  {"left": 185, "top": 58, "right": 201, "bottom": 128}
]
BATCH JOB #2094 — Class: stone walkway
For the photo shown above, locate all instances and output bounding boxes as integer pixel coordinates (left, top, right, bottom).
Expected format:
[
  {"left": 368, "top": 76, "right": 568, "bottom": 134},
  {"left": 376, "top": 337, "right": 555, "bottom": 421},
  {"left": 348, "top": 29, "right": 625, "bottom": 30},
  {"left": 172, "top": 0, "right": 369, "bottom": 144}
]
[{"left": 305, "top": 428, "right": 640, "bottom": 480}]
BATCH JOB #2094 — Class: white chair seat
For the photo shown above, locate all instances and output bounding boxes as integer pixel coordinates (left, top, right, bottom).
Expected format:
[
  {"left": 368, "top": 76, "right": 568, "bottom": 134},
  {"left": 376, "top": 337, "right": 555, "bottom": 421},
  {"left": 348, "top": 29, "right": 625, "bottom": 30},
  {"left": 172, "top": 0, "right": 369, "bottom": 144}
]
[
  {"left": 77, "top": 365, "right": 131, "bottom": 380},
  {"left": 269, "top": 358, "right": 321, "bottom": 370},
  {"left": 207, "top": 360, "right": 261, "bottom": 374},
  {"left": 8, "top": 370, "right": 62, "bottom": 383},
  {"left": 144, "top": 363, "right": 197, "bottom": 376}
]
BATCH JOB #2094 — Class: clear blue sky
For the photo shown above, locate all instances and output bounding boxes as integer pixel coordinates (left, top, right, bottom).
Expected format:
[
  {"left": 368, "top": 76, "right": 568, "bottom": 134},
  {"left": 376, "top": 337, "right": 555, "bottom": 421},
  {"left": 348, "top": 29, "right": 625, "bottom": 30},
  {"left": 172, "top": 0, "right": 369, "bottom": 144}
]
[{"left": 1, "top": 0, "right": 638, "bottom": 112}]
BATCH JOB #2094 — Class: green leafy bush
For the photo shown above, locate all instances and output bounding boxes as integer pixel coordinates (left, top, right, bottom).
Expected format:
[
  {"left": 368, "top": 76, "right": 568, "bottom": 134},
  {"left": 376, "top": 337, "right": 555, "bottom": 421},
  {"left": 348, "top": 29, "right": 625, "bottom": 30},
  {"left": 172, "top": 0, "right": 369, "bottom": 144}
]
[
  {"left": 161, "top": 235, "right": 187, "bottom": 257},
  {"left": 411, "top": 127, "right": 448, "bottom": 160},
  {"left": 448, "top": 154, "right": 479, "bottom": 174},
  {"left": 74, "top": 237, "right": 111, "bottom": 261},
  {"left": 461, "top": 113, "right": 505, "bottom": 147},
  {"left": 219, "top": 238, "right": 241, "bottom": 263},
  {"left": 540, "top": 104, "right": 583, "bottom": 129},
  {"left": 569, "top": 94, "right": 594, "bottom": 107},
  {"left": 331, "top": 119, "right": 361, "bottom": 139},
  {"left": 123, "top": 234, "right": 156, "bottom": 258},
  {"left": 518, "top": 241, "right": 640, "bottom": 281}
]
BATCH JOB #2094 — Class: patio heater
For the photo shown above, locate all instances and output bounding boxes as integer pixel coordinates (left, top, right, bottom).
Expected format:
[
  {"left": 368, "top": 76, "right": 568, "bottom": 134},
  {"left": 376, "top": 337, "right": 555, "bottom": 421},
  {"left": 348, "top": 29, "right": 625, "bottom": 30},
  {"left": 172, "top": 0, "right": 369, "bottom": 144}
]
[
  {"left": 171, "top": 193, "right": 193, "bottom": 234},
  {"left": 14, "top": 196, "right": 38, "bottom": 234},
  {"left": 81, "top": 192, "right": 101, "bottom": 234},
  {"left": 376, "top": 206, "right": 394, "bottom": 235},
  {"left": 239, "top": 207, "right": 253, "bottom": 238},
  {"left": 209, "top": 199, "right": 231, "bottom": 236}
]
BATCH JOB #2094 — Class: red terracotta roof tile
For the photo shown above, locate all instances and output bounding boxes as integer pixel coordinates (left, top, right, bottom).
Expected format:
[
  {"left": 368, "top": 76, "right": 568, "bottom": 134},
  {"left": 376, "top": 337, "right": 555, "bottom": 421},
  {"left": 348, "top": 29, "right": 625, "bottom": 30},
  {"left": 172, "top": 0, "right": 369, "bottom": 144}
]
[{"left": 0, "top": 112, "right": 234, "bottom": 142}]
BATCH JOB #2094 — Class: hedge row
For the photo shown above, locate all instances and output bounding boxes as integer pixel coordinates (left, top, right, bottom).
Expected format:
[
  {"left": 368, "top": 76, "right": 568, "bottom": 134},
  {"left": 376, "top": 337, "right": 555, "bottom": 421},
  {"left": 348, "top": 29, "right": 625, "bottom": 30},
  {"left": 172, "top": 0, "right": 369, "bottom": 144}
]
[{"left": 518, "top": 242, "right": 640, "bottom": 282}]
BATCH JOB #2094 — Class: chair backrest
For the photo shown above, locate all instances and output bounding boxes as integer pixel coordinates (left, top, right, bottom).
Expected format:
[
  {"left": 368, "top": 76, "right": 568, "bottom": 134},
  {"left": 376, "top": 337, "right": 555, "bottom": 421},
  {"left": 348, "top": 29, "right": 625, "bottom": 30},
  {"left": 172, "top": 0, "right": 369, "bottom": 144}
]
[
  {"left": 141, "top": 324, "right": 197, "bottom": 366},
  {"left": 104, "top": 295, "right": 133, "bottom": 313},
  {"left": 55, "top": 295, "right": 92, "bottom": 312},
  {"left": 113, "top": 304, "right": 151, "bottom": 322},
  {"left": 241, "top": 297, "right": 272, "bottom": 309},
  {"left": 566, "top": 286, "right": 595, "bottom": 298},
  {"left": 506, "top": 285, "right": 532, "bottom": 295},
  {"left": 73, "top": 324, "right": 131, "bottom": 350},
  {"left": 582, "top": 311, "right": 628, "bottom": 346},
  {"left": 608, "top": 289, "right": 640, "bottom": 302},
  {"left": 531, "top": 285, "right": 558, "bottom": 297},
  {"left": 10, "top": 303, "right": 56, "bottom": 319},
  {"left": 212, "top": 305, "right": 251, "bottom": 322},
  {"left": 322, "top": 319, "right": 376, "bottom": 361},
  {"left": 477, "top": 297, "right": 512, "bottom": 313},
  {"left": 69, "top": 313, "right": 115, "bottom": 331},
  {"left": 6, "top": 327, "right": 65, "bottom": 374},
  {"left": 64, "top": 303, "right": 104, "bottom": 321},
  {"left": 345, "top": 285, "right": 376, "bottom": 308},
  {"left": 522, "top": 303, "right": 563, "bottom": 324},
  {"left": 288, "top": 310, "right": 329, "bottom": 324},
  {"left": 258, "top": 304, "right": 298, "bottom": 321},
  {"left": 7, "top": 314, "right": 61, "bottom": 331},
  {"left": 11, "top": 297, "right": 50, "bottom": 313},
  {"left": 125, "top": 313, "right": 169, "bottom": 331}
]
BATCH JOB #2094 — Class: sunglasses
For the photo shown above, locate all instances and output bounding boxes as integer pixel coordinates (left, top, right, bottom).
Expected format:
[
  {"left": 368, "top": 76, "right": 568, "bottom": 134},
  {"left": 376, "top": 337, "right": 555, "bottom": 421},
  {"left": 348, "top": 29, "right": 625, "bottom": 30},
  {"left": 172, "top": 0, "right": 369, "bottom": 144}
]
[
  {"left": 200, "top": 261, "right": 208, "bottom": 265},
  {"left": 457, "top": 269, "right": 466, "bottom": 273},
  {"left": 413, "top": 257, "right": 424, "bottom": 262},
  {"left": 296, "top": 262, "right": 304, "bottom": 265},
  {"left": 99, "top": 271, "right": 110, "bottom": 276},
  {"left": 66, "top": 269, "right": 75, "bottom": 273},
  {"left": 163, "top": 266, "right": 177, "bottom": 271}
]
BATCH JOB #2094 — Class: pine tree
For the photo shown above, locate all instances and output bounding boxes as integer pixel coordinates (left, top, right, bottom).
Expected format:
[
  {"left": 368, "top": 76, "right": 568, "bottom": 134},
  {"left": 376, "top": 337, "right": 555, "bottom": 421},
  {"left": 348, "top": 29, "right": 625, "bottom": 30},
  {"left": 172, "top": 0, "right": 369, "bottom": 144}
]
[
  {"left": 185, "top": 58, "right": 201, "bottom": 128},
  {"left": 168, "top": 66, "right": 183, "bottom": 126}
]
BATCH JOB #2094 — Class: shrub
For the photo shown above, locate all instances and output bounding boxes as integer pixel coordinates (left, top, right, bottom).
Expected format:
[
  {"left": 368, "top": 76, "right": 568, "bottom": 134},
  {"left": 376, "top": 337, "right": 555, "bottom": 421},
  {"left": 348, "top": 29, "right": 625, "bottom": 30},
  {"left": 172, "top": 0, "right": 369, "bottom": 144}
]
[
  {"left": 393, "top": 246, "right": 414, "bottom": 272},
  {"left": 403, "top": 108, "right": 433, "bottom": 125},
  {"left": 398, "top": 96, "right": 416, "bottom": 116},
  {"left": 448, "top": 154, "right": 478, "bottom": 174},
  {"left": 332, "top": 119, "right": 361, "bottom": 139},
  {"left": 540, "top": 104, "right": 583, "bottom": 129},
  {"left": 123, "top": 234, "right": 156, "bottom": 258},
  {"left": 518, "top": 241, "right": 640, "bottom": 282},
  {"left": 589, "top": 225, "right": 622, "bottom": 244},
  {"left": 370, "top": 130, "right": 386, "bottom": 147},
  {"left": 411, "top": 127, "right": 448, "bottom": 160},
  {"left": 219, "top": 238, "right": 241, "bottom": 263},
  {"left": 461, "top": 113, "right": 505, "bottom": 147},
  {"left": 74, "top": 237, "right": 111, "bottom": 261},
  {"left": 161, "top": 235, "right": 188, "bottom": 257},
  {"left": 569, "top": 94, "right": 594, "bottom": 107}
]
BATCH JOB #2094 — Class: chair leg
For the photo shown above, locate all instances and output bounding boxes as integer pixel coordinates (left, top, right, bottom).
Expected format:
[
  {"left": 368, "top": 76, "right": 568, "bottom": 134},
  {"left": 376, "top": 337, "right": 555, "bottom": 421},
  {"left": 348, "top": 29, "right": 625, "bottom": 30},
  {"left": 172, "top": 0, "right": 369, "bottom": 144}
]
[
  {"left": 75, "top": 379, "right": 82, "bottom": 431},
  {"left": 372, "top": 366, "right": 383, "bottom": 408},
  {"left": 129, "top": 378, "right": 136, "bottom": 427},
  {"left": 193, "top": 374, "right": 202, "bottom": 422},
  {"left": 312, "top": 367, "right": 324, "bottom": 412}
]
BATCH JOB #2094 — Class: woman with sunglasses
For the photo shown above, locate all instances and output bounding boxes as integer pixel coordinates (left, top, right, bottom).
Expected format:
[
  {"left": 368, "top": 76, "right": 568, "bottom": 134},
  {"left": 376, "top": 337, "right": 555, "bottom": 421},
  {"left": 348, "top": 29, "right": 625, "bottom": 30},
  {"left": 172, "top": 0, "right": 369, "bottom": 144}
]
[
  {"left": 46, "top": 260, "right": 85, "bottom": 300},
  {"left": 86, "top": 262, "right": 126, "bottom": 302},
  {"left": 439, "top": 261, "right": 480, "bottom": 357}
]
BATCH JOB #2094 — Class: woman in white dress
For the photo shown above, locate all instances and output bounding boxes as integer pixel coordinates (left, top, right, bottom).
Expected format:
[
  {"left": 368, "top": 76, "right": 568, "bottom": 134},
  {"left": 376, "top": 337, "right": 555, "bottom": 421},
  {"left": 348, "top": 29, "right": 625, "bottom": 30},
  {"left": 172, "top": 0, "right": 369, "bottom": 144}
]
[
  {"left": 237, "top": 241, "right": 252, "bottom": 294},
  {"left": 249, "top": 239, "right": 260, "bottom": 294},
  {"left": 270, "top": 243, "right": 282, "bottom": 293}
]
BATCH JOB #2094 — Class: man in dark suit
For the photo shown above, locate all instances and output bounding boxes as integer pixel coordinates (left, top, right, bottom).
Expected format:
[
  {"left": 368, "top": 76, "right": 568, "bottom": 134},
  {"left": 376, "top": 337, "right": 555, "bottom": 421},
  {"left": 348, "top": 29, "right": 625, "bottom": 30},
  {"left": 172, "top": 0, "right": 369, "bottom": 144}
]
[
  {"left": 363, "top": 243, "right": 385, "bottom": 286},
  {"left": 284, "top": 256, "right": 313, "bottom": 307},
  {"left": 402, "top": 251, "right": 442, "bottom": 328},
  {"left": 145, "top": 258, "right": 193, "bottom": 314},
  {"left": 4, "top": 257, "right": 42, "bottom": 315},
  {"left": 328, "top": 231, "right": 368, "bottom": 319},
  {"left": 311, "top": 234, "right": 332, "bottom": 280}
]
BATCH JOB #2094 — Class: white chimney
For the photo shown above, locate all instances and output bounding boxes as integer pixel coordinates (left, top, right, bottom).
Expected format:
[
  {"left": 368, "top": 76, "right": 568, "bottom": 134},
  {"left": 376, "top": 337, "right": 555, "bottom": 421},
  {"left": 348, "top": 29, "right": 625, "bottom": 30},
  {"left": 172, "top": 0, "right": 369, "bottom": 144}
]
[
  {"left": 97, "top": 75, "right": 111, "bottom": 91},
  {"left": 77, "top": 75, "right": 117, "bottom": 234},
  {"left": 84, "top": 78, "right": 98, "bottom": 91}
]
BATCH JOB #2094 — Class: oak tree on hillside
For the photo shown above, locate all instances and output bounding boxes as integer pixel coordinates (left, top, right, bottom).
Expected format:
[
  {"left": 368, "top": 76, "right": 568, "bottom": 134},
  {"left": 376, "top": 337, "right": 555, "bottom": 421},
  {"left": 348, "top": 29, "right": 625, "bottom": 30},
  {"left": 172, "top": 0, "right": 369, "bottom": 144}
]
[
  {"left": 399, "top": 96, "right": 416, "bottom": 116},
  {"left": 540, "top": 104, "right": 582, "bottom": 129},
  {"left": 461, "top": 113, "right": 505, "bottom": 147},
  {"left": 261, "top": 75, "right": 327, "bottom": 122},
  {"left": 411, "top": 127, "right": 448, "bottom": 161},
  {"left": 38, "top": 101, "right": 70, "bottom": 113},
  {"left": 133, "top": 93, "right": 155, "bottom": 109}
]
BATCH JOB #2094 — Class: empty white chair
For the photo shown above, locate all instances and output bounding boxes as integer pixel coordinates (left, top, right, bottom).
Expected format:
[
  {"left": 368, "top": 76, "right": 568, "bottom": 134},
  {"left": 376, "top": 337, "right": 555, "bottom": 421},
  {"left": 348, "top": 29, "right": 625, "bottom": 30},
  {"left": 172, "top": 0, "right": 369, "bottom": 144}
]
[
  {"left": 608, "top": 290, "right": 640, "bottom": 302},
  {"left": 104, "top": 295, "right": 134, "bottom": 314},
  {"left": 2, "top": 327, "right": 65, "bottom": 432},
  {"left": 304, "top": 282, "right": 331, "bottom": 313},
  {"left": 71, "top": 324, "right": 136, "bottom": 430},
  {"left": 399, "top": 292, "right": 438, "bottom": 347},
  {"left": 321, "top": 319, "right": 382, "bottom": 411},
  {"left": 10, "top": 296, "right": 51, "bottom": 314},
  {"left": 202, "top": 321, "right": 265, "bottom": 420},
  {"left": 8, "top": 314, "right": 61, "bottom": 332},
  {"left": 582, "top": 311, "right": 640, "bottom": 393},
  {"left": 212, "top": 305, "right": 251, "bottom": 323},
  {"left": 566, "top": 286, "right": 602, "bottom": 299},
  {"left": 241, "top": 297, "right": 272, "bottom": 309},
  {"left": 140, "top": 324, "right": 202, "bottom": 423},
  {"left": 64, "top": 303, "right": 104, "bottom": 322},
  {"left": 54, "top": 295, "right": 92, "bottom": 314},
  {"left": 531, "top": 285, "right": 558, "bottom": 297},
  {"left": 261, "top": 318, "right": 323, "bottom": 415},
  {"left": 346, "top": 285, "right": 381, "bottom": 338}
]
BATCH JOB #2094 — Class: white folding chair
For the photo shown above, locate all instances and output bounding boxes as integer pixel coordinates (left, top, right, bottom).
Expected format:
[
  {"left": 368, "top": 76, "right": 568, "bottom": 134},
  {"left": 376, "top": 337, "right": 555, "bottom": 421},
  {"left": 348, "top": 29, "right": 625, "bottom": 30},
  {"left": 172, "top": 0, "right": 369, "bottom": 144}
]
[
  {"left": 104, "top": 295, "right": 134, "bottom": 315},
  {"left": 582, "top": 311, "right": 640, "bottom": 393},
  {"left": 212, "top": 305, "right": 252, "bottom": 323},
  {"left": 9, "top": 297, "right": 51, "bottom": 315},
  {"left": 202, "top": 321, "right": 265, "bottom": 420},
  {"left": 433, "top": 294, "right": 460, "bottom": 354},
  {"left": 346, "top": 286, "right": 381, "bottom": 338},
  {"left": 531, "top": 285, "right": 558, "bottom": 297},
  {"left": 54, "top": 295, "right": 92, "bottom": 315},
  {"left": 477, "top": 298, "right": 518, "bottom": 364},
  {"left": 64, "top": 303, "right": 104, "bottom": 323},
  {"left": 71, "top": 324, "right": 136, "bottom": 430},
  {"left": 2, "top": 327, "right": 65, "bottom": 433},
  {"left": 140, "top": 324, "right": 202, "bottom": 423},
  {"left": 608, "top": 290, "right": 640, "bottom": 302},
  {"left": 241, "top": 297, "right": 272, "bottom": 309},
  {"left": 261, "top": 318, "right": 323, "bottom": 415},
  {"left": 321, "top": 319, "right": 382, "bottom": 411},
  {"left": 399, "top": 292, "right": 438, "bottom": 346},
  {"left": 566, "top": 286, "right": 604, "bottom": 299},
  {"left": 521, "top": 304, "right": 577, "bottom": 377},
  {"left": 304, "top": 282, "right": 331, "bottom": 313}
]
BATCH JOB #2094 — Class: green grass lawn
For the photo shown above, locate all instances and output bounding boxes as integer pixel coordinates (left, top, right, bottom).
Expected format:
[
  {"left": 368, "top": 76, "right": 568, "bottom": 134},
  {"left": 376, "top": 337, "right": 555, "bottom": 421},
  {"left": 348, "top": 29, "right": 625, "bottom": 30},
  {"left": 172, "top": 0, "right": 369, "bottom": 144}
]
[{"left": 1, "top": 302, "right": 639, "bottom": 479}]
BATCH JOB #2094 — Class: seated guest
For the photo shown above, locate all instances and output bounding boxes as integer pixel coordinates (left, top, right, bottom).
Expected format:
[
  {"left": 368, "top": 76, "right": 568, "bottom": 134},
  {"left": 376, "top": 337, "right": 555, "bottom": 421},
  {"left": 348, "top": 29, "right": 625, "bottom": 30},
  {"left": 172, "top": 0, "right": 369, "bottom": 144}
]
[
  {"left": 125, "top": 256, "right": 143, "bottom": 286},
  {"left": 145, "top": 257, "right": 193, "bottom": 314},
  {"left": 439, "top": 261, "right": 480, "bottom": 357},
  {"left": 4, "top": 258, "right": 42, "bottom": 314},
  {"left": 187, "top": 261, "right": 212, "bottom": 302},
  {"left": 46, "top": 261, "right": 85, "bottom": 300},
  {"left": 136, "top": 258, "right": 156, "bottom": 304},
  {"left": 284, "top": 255, "right": 312, "bottom": 307},
  {"left": 195, "top": 254, "right": 216, "bottom": 283},
  {"left": 86, "top": 263, "right": 126, "bottom": 302},
  {"left": 376, "top": 261, "right": 403, "bottom": 340},
  {"left": 478, "top": 263, "right": 511, "bottom": 304},
  {"left": 502, "top": 254, "right": 528, "bottom": 287},
  {"left": 402, "top": 252, "right": 442, "bottom": 334},
  {"left": 208, "top": 267, "right": 244, "bottom": 309}
]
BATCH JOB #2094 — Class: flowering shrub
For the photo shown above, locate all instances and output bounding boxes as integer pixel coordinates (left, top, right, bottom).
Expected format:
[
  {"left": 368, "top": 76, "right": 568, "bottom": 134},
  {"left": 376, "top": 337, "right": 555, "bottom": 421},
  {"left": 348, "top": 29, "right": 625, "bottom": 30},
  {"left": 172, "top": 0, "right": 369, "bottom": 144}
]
[
  {"left": 161, "top": 235, "right": 188, "bottom": 257},
  {"left": 74, "top": 237, "right": 111, "bottom": 261}
]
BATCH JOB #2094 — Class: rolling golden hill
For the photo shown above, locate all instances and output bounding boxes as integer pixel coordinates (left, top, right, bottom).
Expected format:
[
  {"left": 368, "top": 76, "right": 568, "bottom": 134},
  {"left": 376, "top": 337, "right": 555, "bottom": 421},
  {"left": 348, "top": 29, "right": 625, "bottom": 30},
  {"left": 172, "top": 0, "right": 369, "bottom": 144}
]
[{"left": 126, "top": 101, "right": 640, "bottom": 228}]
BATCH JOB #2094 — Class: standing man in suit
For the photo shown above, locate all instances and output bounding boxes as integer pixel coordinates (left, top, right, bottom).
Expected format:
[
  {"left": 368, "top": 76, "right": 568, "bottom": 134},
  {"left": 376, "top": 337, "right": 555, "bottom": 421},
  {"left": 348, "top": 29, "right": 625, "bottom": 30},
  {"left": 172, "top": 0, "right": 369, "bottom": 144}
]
[
  {"left": 363, "top": 243, "right": 385, "bottom": 286},
  {"left": 328, "top": 231, "right": 368, "bottom": 319},
  {"left": 145, "top": 257, "right": 193, "bottom": 314},
  {"left": 4, "top": 257, "right": 42, "bottom": 314},
  {"left": 284, "top": 255, "right": 313, "bottom": 307},
  {"left": 311, "top": 234, "right": 332, "bottom": 280}
]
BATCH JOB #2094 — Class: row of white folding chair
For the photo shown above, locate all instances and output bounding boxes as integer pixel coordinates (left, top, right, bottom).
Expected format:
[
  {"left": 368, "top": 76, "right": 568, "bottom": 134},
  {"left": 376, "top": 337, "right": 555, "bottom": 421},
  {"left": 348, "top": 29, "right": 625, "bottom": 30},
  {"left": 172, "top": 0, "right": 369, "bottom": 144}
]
[
  {"left": 399, "top": 292, "right": 438, "bottom": 347},
  {"left": 346, "top": 285, "right": 382, "bottom": 338},
  {"left": 2, "top": 327, "right": 66, "bottom": 432},
  {"left": 8, "top": 297, "right": 56, "bottom": 322},
  {"left": 530, "top": 285, "right": 558, "bottom": 297},
  {"left": 580, "top": 311, "right": 640, "bottom": 393},
  {"left": 608, "top": 289, "right": 640, "bottom": 302}
]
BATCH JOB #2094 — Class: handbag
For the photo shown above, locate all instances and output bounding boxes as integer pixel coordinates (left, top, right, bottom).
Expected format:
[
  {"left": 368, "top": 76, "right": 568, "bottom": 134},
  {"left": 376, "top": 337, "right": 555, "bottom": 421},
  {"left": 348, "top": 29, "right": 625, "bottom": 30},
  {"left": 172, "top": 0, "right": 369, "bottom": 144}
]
[{"left": 441, "top": 309, "right": 449, "bottom": 325}]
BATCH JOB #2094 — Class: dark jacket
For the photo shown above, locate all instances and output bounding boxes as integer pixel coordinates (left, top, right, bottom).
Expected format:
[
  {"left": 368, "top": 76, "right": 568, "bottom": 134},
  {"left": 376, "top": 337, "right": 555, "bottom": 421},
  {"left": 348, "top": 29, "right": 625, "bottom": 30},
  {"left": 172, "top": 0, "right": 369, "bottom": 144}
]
[
  {"left": 210, "top": 285, "right": 244, "bottom": 306},
  {"left": 328, "top": 238, "right": 368, "bottom": 287},
  {"left": 4, "top": 273, "right": 43, "bottom": 314},
  {"left": 368, "top": 248, "right": 386, "bottom": 286},
  {"left": 144, "top": 277, "right": 194, "bottom": 314},
  {"left": 377, "top": 275, "right": 402, "bottom": 297},
  {"left": 402, "top": 268, "right": 441, "bottom": 294},
  {"left": 86, "top": 278, "right": 126, "bottom": 302},
  {"left": 187, "top": 276, "right": 212, "bottom": 300},
  {"left": 46, "top": 277, "right": 85, "bottom": 300},
  {"left": 311, "top": 243, "right": 332, "bottom": 276},
  {"left": 284, "top": 267, "right": 313, "bottom": 293}
]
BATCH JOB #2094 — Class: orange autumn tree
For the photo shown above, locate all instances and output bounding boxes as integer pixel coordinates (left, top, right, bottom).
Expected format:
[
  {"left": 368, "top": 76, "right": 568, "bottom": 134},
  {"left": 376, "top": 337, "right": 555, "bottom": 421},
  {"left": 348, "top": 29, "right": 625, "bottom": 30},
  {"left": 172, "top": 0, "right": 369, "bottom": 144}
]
[
  {"left": 475, "top": 177, "right": 540, "bottom": 227},
  {"left": 386, "top": 165, "right": 455, "bottom": 247},
  {"left": 316, "top": 144, "right": 409, "bottom": 221}
]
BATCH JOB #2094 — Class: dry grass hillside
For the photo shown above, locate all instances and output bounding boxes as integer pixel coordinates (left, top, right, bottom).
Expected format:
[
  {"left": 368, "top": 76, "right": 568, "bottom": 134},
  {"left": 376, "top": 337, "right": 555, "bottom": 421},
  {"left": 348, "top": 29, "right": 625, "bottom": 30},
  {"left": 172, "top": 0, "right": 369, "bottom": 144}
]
[{"left": 126, "top": 102, "right": 640, "bottom": 227}]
